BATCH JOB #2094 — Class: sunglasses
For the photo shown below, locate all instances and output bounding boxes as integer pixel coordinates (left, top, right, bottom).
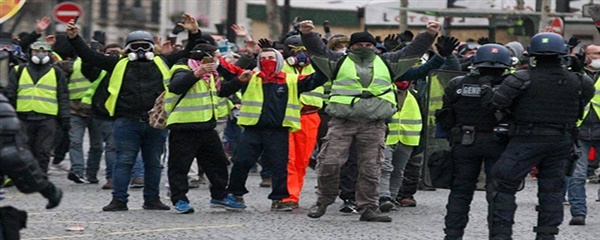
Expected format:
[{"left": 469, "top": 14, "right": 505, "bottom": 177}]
[{"left": 127, "top": 42, "right": 153, "bottom": 51}]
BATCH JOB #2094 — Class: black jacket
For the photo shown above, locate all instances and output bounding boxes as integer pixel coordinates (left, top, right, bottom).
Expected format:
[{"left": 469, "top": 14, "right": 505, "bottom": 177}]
[{"left": 67, "top": 31, "right": 200, "bottom": 120}]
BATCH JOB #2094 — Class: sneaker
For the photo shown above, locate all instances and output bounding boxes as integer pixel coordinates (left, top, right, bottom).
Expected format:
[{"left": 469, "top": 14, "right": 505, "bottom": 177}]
[
  {"left": 188, "top": 179, "right": 201, "bottom": 189},
  {"left": 359, "top": 206, "right": 392, "bottom": 222},
  {"left": 569, "top": 215, "right": 586, "bottom": 225},
  {"left": 398, "top": 196, "right": 417, "bottom": 207},
  {"left": 50, "top": 163, "right": 69, "bottom": 172},
  {"left": 174, "top": 200, "right": 195, "bottom": 214},
  {"left": 308, "top": 202, "right": 329, "bottom": 218},
  {"left": 259, "top": 178, "right": 272, "bottom": 188},
  {"left": 390, "top": 199, "right": 401, "bottom": 211},
  {"left": 68, "top": 172, "right": 87, "bottom": 184},
  {"left": 232, "top": 195, "right": 245, "bottom": 204},
  {"left": 379, "top": 197, "right": 395, "bottom": 213},
  {"left": 271, "top": 200, "right": 294, "bottom": 212},
  {"left": 130, "top": 177, "right": 144, "bottom": 188},
  {"left": 142, "top": 198, "right": 171, "bottom": 210},
  {"left": 291, "top": 202, "right": 300, "bottom": 209},
  {"left": 102, "top": 179, "right": 113, "bottom": 190},
  {"left": 86, "top": 173, "right": 99, "bottom": 184},
  {"left": 102, "top": 199, "right": 128, "bottom": 211},
  {"left": 339, "top": 199, "right": 359, "bottom": 214},
  {"left": 210, "top": 194, "right": 247, "bottom": 211}
]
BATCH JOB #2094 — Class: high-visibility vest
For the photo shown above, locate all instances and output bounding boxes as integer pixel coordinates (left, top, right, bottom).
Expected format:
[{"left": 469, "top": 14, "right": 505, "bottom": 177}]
[
  {"left": 104, "top": 57, "right": 171, "bottom": 116},
  {"left": 330, "top": 56, "right": 396, "bottom": 106},
  {"left": 15, "top": 66, "right": 59, "bottom": 116},
  {"left": 386, "top": 91, "right": 422, "bottom": 146},
  {"left": 281, "top": 63, "right": 324, "bottom": 109},
  {"left": 81, "top": 70, "right": 108, "bottom": 105},
  {"left": 579, "top": 75, "right": 600, "bottom": 126},
  {"left": 68, "top": 58, "right": 92, "bottom": 100},
  {"left": 428, "top": 74, "right": 444, "bottom": 125},
  {"left": 237, "top": 72, "right": 301, "bottom": 132},
  {"left": 165, "top": 64, "right": 232, "bottom": 120}
]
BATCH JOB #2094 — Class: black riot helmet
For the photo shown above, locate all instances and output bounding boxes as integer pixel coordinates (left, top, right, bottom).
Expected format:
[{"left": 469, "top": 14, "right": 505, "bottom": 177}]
[
  {"left": 283, "top": 35, "right": 303, "bottom": 47},
  {"left": 528, "top": 32, "right": 568, "bottom": 56},
  {"left": 125, "top": 30, "right": 154, "bottom": 45},
  {"left": 472, "top": 43, "right": 511, "bottom": 69}
]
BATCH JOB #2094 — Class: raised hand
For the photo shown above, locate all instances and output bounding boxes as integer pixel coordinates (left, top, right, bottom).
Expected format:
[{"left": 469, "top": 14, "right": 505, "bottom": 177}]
[
  {"left": 45, "top": 35, "right": 56, "bottom": 46},
  {"left": 383, "top": 34, "right": 401, "bottom": 52},
  {"left": 427, "top": 21, "right": 441, "bottom": 36},
  {"left": 245, "top": 40, "right": 261, "bottom": 55},
  {"left": 257, "top": 38, "right": 273, "bottom": 49},
  {"left": 231, "top": 24, "right": 248, "bottom": 37},
  {"left": 399, "top": 30, "right": 414, "bottom": 43},
  {"left": 66, "top": 19, "right": 80, "bottom": 39},
  {"left": 435, "top": 35, "right": 460, "bottom": 57},
  {"left": 178, "top": 13, "right": 199, "bottom": 34},
  {"left": 477, "top": 37, "right": 492, "bottom": 45},
  {"left": 161, "top": 40, "right": 173, "bottom": 55},
  {"left": 35, "top": 16, "right": 52, "bottom": 34},
  {"left": 299, "top": 20, "right": 315, "bottom": 34},
  {"left": 239, "top": 70, "right": 253, "bottom": 82},
  {"left": 567, "top": 37, "right": 581, "bottom": 52}
]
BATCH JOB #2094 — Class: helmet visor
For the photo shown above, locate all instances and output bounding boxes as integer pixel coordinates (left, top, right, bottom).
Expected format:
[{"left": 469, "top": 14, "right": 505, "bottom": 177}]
[{"left": 126, "top": 41, "right": 153, "bottom": 52}]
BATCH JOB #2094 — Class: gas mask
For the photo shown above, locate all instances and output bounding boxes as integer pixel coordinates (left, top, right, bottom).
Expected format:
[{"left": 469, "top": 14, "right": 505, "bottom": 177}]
[
  {"left": 286, "top": 51, "right": 310, "bottom": 67},
  {"left": 31, "top": 52, "right": 50, "bottom": 65},
  {"left": 125, "top": 41, "right": 154, "bottom": 61}
]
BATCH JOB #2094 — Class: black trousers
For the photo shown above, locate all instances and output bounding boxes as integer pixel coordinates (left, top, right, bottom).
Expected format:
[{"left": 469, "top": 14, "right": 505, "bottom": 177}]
[
  {"left": 22, "top": 118, "right": 56, "bottom": 173},
  {"left": 228, "top": 127, "right": 289, "bottom": 200},
  {"left": 168, "top": 129, "right": 229, "bottom": 205}
]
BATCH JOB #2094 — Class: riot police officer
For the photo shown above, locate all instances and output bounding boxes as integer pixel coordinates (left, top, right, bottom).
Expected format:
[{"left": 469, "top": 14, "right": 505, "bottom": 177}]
[
  {"left": 0, "top": 93, "right": 63, "bottom": 239},
  {"left": 488, "top": 32, "right": 595, "bottom": 240},
  {"left": 438, "top": 44, "right": 511, "bottom": 240}
]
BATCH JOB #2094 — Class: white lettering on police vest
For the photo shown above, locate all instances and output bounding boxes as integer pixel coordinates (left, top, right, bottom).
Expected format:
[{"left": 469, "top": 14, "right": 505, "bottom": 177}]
[{"left": 460, "top": 84, "right": 481, "bottom": 97}]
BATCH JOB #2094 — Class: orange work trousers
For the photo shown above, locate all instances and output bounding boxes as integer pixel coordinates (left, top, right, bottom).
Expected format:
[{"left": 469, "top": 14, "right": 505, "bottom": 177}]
[{"left": 283, "top": 112, "right": 321, "bottom": 203}]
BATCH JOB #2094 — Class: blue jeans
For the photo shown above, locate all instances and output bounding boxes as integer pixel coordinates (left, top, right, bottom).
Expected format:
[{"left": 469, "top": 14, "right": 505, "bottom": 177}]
[
  {"left": 132, "top": 153, "right": 145, "bottom": 179},
  {"left": 111, "top": 118, "right": 166, "bottom": 203},
  {"left": 68, "top": 115, "right": 103, "bottom": 175},
  {"left": 568, "top": 139, "right": 598, "bottom": 216},
  {"left": 96, "top": 118, "right": 116, "bottom": 180}
]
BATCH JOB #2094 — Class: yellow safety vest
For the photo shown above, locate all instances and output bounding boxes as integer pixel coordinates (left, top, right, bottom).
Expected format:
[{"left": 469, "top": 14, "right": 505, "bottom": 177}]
[
  {"left": 15, "top": 66, "right": 59, "bottom": 116},
  {"left": 237, "top": 72, "right": 301, "bottom": 132},
  {"left": 104, "top": 57, "right": 171, "bottom": 116},
  {"left": 428, "top": 74, "right": 444, "bottom": 125},
  {"left": 579, "top": 76, "right": 600, "bottom": 126},
  {"left": 330, "top": 56, "right": 396, "bottom": 106},
  {"left": 386, "top": 91, "right": 422, "bottom": 146},
  {"left": 68, "top": 58, "right": 92, "bottom": 100},
  {"left": 281, "top": 63, "right": 324, "bottom": 109},
  {"left": 81, "top": 70, "right": 108, "bottom": 105}
]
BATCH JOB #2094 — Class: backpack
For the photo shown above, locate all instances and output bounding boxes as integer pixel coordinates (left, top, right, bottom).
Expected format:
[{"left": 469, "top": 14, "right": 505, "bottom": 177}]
[{"left": 148, "top": 91, "right": 168, "bottom": 129}]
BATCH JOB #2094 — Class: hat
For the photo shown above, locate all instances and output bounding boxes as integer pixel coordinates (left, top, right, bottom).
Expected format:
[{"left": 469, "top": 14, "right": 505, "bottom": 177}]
[
  {"left": 192, "top": 43, "right": 217, "bottom": 54},
  {"left": 349, "top": 32, "right": 376, "bottom": 47},
  {"left": 196, "top": 33, "right": 216, "bottom": 46}
]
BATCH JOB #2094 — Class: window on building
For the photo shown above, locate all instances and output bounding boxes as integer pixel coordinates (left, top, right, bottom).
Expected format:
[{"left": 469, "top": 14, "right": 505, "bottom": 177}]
[
  {"left": 151, "top": 0, "right": 160, "bottom": 23},
  {"left": 118, "top": 0, "right": 126, "bottom": 8},
  {"left": 134, "top": 0, "right": 142, "bottom": 7},
  {"left": 100, "top": 0, "right": 108, "bottom": 19}
]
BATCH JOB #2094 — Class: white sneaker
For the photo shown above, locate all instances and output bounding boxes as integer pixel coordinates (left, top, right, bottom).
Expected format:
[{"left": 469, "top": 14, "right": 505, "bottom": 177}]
[{"left": 50, "top": 163, "right": 70, "bottom": 172}]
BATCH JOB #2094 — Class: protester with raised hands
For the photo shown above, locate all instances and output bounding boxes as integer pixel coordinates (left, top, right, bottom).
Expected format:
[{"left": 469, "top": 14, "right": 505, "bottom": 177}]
[{"left": 65, "top": 13, "right": 201, "bottom": 212}]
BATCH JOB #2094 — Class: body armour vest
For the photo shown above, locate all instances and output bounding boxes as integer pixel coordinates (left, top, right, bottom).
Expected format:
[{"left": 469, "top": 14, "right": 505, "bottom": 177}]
[
  {"left": 452, "top": 74, "right": 499, "bottom": 131},
  {"left": 512, "top": 68, "right": 581, "bottom": 125}
]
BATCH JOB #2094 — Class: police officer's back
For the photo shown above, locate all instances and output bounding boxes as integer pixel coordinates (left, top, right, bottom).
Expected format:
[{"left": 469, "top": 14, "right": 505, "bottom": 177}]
[{"left": 488, "top": 32, "right": 594, "bottom": 240}]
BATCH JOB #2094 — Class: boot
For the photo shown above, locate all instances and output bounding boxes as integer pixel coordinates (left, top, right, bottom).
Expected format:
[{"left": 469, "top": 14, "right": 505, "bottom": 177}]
[
  {"left": 307, "top": 202, "right": 329, "bottom": 218},
  {"left": 102, "top": 198, "right": 128, "bottom": 211},
  {"left": 142, "top": 198, "right": 170, "bottom": 210},
  {"left": 569, "top": 215, "right": 585, "bottom": 225},
  {"left": 359, "top": 206, "right": 392, "bottom": 222},
  {"left": 40, "top": 184, "right": 62, "bottom": 209},
  {"left": 259, "top": 178, "right": 272, "bottom": 188}
]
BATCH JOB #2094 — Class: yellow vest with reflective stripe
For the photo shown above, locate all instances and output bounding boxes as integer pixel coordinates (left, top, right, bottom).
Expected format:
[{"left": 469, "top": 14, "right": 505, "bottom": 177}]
[
  {"left": 68, "top": 58, "right": 92, "bottom": 100},
  {"left": 237, "top": 72, "right": 301, "bottom": 132},
  {"left": 386, "top": 91, "right": 422, "bottom": 146},
  {"left": 81, "top": 70, "right": 108, "bottom": 105},
  {"left": 330, "top": 56, "right": 395, "bottom": 106},
  {"left": 15, "top": 66, "right": 59, "bottom": 116},
  {"left": 282, "top": 63, "right": 324, "bottom": 109},
  {"left": 428, "top": 74, "right": 444, "bottom": 125},
  {"left": 579, "top": 76, "right": 600, "bottom": 126},
  {"left": 104, "top": 57, "right": 171, "bottom": 116}
]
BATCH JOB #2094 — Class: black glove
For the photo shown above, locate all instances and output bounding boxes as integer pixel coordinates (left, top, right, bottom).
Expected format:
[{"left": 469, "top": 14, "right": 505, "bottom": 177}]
[
  {"left": 566, "top": 53, "right": 586, "bottom": 73},
  {"left": 258, "top": 38, "right": 274, "bottom": 49},
  {"left": 375, "top": 36, "right": 382, "bottom": 44},
  {"left": 568, "top": 37, "right": 581, "bottom": 52},
  {"left": 323, "top": 20, "right": 331, "bottom": 34},
  {"left": 383, "top": 34, "right": 401, "bottom": 52},
  {"left": 435, "top": 35, "right": 460, "bottom": 57},
  {"left": 399, "top": 30, "right": 414, "bottom": 43},
  {"left": 59, "top": 117, "right": 71, "bottom": 132},
  {"left": 172, "top": 24, "right": 185, "bottom": 35},
  {"left": 477, "top": 37, "right": 493, "bottom": 45}
]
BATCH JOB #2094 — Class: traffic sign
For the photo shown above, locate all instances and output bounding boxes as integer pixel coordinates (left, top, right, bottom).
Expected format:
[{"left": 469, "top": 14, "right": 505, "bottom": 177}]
[{"left": 53, "top": 2, "right": 82, "bottom": 24}]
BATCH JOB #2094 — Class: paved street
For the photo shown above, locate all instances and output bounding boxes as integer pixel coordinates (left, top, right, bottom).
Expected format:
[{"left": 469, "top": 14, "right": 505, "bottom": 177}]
[{"left": 3, "top": 164, "right": 600, "bottom": 240}]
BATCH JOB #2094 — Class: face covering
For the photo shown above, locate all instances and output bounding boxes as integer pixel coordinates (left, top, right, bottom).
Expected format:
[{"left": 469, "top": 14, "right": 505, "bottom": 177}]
[
  {"left": 335, "top": 48, "right": 347, "bottom": 53},
  {"left": 590, "top": 58, "right": 600, "bottom": 69},
  {"left": 31, "top": 52, "right": 50, "bottom": 65},
  {"left": 260, "top": 59, "right": 278, "bottom": 76},
  {"left": 351, "top": 47, "right": 375, "bottom": 59}
]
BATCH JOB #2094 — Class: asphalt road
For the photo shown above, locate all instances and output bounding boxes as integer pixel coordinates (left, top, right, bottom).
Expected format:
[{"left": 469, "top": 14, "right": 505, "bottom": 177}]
[{"left": 3, "top": 163, "right": 600, "bottom": 240}]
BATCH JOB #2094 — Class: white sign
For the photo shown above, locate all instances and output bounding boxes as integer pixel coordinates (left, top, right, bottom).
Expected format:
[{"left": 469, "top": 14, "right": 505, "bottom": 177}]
[{"left": 365, "top": 0, "right": 538, "bottom": 26}]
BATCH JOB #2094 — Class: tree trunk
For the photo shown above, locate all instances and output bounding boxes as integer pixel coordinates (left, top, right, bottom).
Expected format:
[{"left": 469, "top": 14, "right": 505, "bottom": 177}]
[
  {"left": 399, "top": 0, "right": 409, "bottom": 32},
  {"left": 266, "top": 0, "right": 281, "bottom": 41}
]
